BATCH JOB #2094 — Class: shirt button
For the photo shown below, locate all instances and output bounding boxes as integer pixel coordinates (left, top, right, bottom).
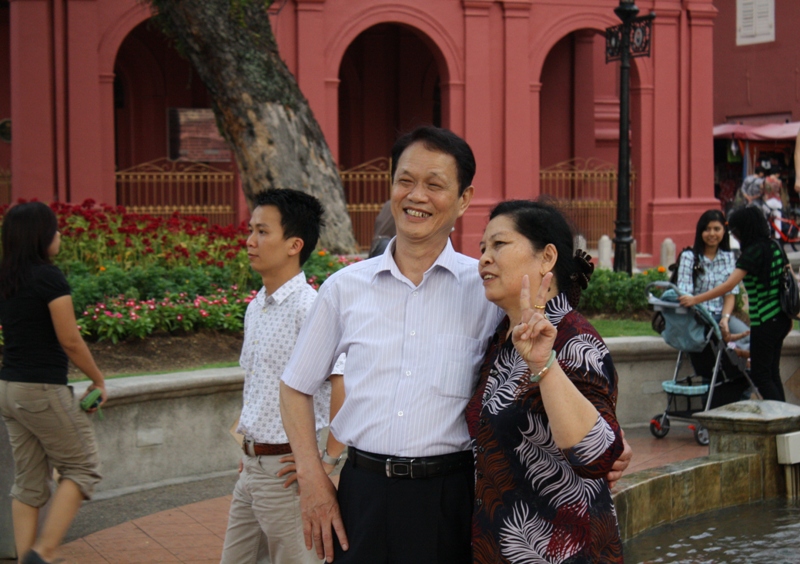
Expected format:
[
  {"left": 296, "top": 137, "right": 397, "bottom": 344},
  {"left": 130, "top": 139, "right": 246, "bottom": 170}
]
[
  {"left": 479, "top": 418, "right": 486, "bottom": 426},
  {"left": 476, "top": 498, "right": 483, "bottom": 506},
  {"left": 398, "top": 411, "right": 404, "bottom": 417},
  {"left": 413, "top": 291, "right": 418, "bottom": 297},
  {"left": 406, "top": 371, "right": 411, "bottom": 376},
  {"left": 477, "top": 471, "right": 483, "bottom": 479},
  {"left": 410, "top": 330, "right": 416, "bottom": 336},
  {"left": 478, "top": 446, "right": 485, "bottom": 453}
]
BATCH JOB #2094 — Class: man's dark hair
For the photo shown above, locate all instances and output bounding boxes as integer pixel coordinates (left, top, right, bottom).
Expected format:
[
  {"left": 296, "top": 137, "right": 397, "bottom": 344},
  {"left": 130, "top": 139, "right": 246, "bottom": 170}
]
[
  {"left": 253, "top": 189, "right": 325, "bottom": 266},
  {"left": 0, "top": 201, "right": 59, "bottom": 299},
  {"left": 754, "top": 166, "right": 766, "bottom": 176},
  {"left": 390, "top": 126, "right": 476, "bottom": 195}
]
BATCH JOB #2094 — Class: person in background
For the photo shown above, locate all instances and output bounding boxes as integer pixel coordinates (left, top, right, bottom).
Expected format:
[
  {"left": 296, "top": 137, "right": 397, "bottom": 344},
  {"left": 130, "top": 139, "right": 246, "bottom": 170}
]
[
  {"left": 220, "top": 189, "right": 345, "bottom": 564},
  {"left": 740, "top": 166, "right": 766, "bottom": 207},
  {"left": 679, "top": 207, "right": 791, "bottom": 401},
  {"left": 677, "top": 210, "right": 750, "bottom": 350},
  {"left": 368, "top": 200, "right": 395, "bottom": 258},
  {"left": 763, "top": 171, "right": 784, "bottom": 239},
  {"left": 0, "top": 202, "right": 105, "bottom": 564},
  {"left": 470, "top": 200, "right": 624, "bottom": 563}
]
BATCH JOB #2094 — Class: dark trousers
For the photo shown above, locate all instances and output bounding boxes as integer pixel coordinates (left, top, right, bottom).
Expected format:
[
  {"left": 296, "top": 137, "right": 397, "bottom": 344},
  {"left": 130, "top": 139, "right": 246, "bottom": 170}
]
[
  {"left": 749, "top": 313, "right": 792, "bottom": 401},
  {"left": 333, "top": 458, "right": 474, "bottom": 564}
]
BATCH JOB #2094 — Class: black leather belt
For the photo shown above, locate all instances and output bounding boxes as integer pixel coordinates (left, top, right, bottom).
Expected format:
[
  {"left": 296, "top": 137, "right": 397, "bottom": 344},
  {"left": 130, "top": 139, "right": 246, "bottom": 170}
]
[{"left": 349, "top": 447, "right": 473, "bottom": 479}]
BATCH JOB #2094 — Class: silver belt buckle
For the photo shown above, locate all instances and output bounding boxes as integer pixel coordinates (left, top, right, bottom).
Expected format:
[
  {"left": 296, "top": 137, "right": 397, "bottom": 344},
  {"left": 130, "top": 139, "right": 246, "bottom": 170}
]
[{"left": 385, "top": 458, "right": 415, "bottom": 478}]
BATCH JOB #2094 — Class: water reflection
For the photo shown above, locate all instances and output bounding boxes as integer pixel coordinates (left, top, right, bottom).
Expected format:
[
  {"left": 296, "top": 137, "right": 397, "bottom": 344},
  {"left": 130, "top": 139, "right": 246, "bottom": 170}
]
[{"left": 623, "top": 498, "right": 800, "bottom": 563}]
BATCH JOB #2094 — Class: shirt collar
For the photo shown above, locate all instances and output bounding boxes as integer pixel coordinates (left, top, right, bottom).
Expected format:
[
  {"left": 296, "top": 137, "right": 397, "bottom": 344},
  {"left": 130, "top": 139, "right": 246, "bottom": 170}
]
[
  {"left": 372, "top": 237, "right": 461, "bottom": 285},
  {"left": 257, "top": 271, "right": 308, "bottom": 307}
]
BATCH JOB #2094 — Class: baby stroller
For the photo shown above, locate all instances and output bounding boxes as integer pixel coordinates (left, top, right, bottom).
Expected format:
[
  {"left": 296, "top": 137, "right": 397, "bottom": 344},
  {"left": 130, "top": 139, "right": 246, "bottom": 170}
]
[{"left": 646, "top": 282, "right": 758, "bottom": 445}]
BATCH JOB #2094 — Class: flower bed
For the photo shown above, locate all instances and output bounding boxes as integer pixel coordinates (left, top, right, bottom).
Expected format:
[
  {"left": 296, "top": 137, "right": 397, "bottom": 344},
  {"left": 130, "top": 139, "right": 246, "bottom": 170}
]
[{"left": 0, "top": 200, "right": 360, "bottom": 343}]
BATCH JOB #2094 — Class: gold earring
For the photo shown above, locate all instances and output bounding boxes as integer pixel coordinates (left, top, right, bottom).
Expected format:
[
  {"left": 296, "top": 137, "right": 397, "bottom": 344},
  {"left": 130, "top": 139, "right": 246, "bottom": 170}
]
[{"left": 540, "top": 269, "right": 547, "bottom": 277}]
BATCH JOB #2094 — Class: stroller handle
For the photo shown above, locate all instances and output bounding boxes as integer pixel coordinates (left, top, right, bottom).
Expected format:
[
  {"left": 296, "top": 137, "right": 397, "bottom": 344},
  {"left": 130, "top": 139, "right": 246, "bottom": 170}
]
[{"left": 646, "top": 281, "right": 722, "bottom": 340}]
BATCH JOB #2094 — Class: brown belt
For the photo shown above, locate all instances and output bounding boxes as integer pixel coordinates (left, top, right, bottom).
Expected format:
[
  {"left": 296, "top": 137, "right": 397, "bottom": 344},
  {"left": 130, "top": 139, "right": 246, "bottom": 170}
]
[{"left": 242, "top": 439, "right": 292, "bottom": 457}]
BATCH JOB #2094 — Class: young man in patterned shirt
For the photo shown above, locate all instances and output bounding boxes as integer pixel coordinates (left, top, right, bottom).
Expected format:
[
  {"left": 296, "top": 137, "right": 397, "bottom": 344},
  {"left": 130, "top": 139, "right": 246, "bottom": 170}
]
[{"left": 220, "top": 189, "right": 345, "bottom": 564}]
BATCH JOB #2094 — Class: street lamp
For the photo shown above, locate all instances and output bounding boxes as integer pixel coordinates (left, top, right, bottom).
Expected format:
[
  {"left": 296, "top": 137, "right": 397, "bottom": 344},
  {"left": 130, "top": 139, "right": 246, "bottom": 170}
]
[{"left": 605, "top": 0, "right": 655, "bottom": 274}]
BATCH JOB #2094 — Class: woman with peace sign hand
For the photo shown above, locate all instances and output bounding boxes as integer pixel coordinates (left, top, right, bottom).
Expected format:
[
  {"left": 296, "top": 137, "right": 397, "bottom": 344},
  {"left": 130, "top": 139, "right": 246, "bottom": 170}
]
[{"left": 467, "top": 200, "right": 624, "bottom": 563}]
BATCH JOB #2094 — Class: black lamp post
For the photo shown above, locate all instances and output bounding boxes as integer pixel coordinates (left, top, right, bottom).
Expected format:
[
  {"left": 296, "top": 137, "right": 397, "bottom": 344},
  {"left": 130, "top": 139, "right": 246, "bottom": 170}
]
[{"left": 605, "top": 1, "right": 654, "bottom": 274}]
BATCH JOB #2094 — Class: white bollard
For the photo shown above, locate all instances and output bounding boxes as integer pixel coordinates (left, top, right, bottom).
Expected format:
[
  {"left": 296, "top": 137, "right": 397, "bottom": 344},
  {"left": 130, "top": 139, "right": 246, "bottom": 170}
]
[
  {"left": 598, "top": 235, "right": 613, "bottom": 270},
  {"left": 574, "top": 234, "right": 587, "bottom": 252},
  {"left": 661, "top": 238, "right": 676, "bottom": 269}
]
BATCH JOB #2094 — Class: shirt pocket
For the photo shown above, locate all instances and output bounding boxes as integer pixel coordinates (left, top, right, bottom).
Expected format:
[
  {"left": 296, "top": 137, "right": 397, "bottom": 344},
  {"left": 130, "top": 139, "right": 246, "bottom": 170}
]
[{"left": 431, "top": 334, "right": 484, "bottom": 399}]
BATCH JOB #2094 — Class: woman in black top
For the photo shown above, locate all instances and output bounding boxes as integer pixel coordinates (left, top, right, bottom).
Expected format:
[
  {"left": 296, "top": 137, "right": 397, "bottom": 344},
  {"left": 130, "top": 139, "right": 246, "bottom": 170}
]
[
  {"left": 0, "top": 202, "right": 106, "bottom": 564},
  {"left": 680, "top": 207, "right": 791, "bottom": 401}
]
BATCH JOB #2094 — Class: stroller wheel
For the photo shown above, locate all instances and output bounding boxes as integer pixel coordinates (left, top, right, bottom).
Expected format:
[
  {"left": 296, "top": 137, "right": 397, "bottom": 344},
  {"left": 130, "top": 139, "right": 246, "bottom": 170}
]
[
  {"left": 649, "top": 414, "right": 670, "bottom": 438},
  {"left": 693, "top": 424, "right": 709, "bottom": 446}
]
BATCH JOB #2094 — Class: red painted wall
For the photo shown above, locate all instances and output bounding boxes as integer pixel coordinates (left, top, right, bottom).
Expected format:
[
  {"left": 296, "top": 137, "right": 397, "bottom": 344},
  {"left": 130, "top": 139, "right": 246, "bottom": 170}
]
[
  {"left": 5, "top": 0, "right": 720, "bottom": 259},
  {"left": 0, "top": 5, "right": 10, "bottom": 171},
  {"left": 713, "top": 0, "right": 800, "bottom": 124}
]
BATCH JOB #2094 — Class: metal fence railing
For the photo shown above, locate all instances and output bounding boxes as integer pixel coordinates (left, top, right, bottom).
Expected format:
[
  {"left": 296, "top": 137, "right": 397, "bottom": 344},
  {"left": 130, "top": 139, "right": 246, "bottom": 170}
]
[
  {"left": 539, "top": 158, "right": 635, "bottom": 248},
  {"left": 116, "top": 159, "right": 236, "bottom": 226},
  {"left": 339, "top": 158, "right": 392, "bottom": 251}
]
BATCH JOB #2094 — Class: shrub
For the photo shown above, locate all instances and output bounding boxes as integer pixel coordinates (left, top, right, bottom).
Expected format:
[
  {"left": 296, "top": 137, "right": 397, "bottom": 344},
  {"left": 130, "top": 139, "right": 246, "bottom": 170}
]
[{"left": 579, "top": 267, "right": 668, "bottom": 316}]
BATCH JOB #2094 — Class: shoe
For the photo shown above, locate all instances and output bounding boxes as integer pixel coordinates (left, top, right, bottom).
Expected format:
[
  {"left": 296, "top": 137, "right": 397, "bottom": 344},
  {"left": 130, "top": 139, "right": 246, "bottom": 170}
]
[{"left": 21, "top": 550, "right": 50, "bottom": 564}]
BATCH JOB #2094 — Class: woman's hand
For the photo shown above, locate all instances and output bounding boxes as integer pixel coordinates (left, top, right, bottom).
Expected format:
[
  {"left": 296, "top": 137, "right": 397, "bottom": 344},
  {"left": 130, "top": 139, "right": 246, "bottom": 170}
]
[
  {"left": 512, "top": 273, "right": 557, "bottom": 372},
  {"left": 80, "top": 383, "right": 107, "bottom": 411},
  {"left": 678, "top": 294, "right": 697, "bottom": 308}
]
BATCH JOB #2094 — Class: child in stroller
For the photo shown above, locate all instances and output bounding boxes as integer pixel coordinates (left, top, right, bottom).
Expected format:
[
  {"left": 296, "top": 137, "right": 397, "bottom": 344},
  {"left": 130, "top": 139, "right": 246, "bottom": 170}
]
[{"left": 647, "top": 281, "right": 757, "bottom": 445}]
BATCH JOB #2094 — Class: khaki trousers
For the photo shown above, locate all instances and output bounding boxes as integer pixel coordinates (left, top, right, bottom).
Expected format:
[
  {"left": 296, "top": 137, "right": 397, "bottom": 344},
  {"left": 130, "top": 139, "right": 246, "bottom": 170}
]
[
  {"left": 0, "top": 381, "right": 101, "bottom": 507},
  {"left": 220, "top": 454, "right": 321, "bottom": 564}
]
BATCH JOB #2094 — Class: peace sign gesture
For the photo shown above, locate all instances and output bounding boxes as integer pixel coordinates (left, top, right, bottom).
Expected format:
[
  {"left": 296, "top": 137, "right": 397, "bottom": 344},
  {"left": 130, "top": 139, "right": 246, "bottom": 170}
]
[{"left": 512, "top": 273, "right": 558, "bottom": 373}]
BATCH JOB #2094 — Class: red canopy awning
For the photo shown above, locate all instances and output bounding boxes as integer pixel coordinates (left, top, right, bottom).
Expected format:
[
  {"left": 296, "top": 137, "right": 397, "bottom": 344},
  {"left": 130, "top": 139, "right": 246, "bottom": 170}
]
[{"left": 713, "top": 122, "right": 800, "bottom": 141}]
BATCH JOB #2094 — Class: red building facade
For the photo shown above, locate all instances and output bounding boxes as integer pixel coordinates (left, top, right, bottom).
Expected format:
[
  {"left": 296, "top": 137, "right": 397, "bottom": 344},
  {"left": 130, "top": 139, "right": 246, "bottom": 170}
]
[{"left": 1, "top": 0, "right": 720, "bottom": 257}]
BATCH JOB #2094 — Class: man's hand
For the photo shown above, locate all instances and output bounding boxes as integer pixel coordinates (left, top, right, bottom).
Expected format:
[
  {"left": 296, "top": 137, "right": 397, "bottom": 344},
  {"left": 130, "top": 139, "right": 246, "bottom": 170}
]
[
  {"left": 299, "top": 468, "right": 349, "bottom": 562},
  {"left": 607, "top": 429, "right": 632, "bottom": 489}
]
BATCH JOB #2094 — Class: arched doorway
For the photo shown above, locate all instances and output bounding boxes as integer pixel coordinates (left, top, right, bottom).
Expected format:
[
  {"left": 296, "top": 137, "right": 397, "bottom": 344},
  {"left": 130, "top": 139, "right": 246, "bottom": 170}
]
[
  {"left": 113, "top": 21, "right": 236, "bottom": 225},
  {"left": 337, "top": 23, "right": 443, "bottom": 248},
  {"left": 538, "top": 28, "right": 639, "bottom": 248}
]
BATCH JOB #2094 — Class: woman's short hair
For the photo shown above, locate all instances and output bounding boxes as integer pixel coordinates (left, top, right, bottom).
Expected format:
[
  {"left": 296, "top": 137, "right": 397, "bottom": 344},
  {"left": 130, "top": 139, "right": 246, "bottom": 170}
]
[
  {"left": 693, "top": 209, "right": 730, "bottom": 255},
  {"left": 0, "top": 201, "right": 59, "bottom": 299},
  {"left": 489, "top": 199, "right": 592, "bottom": 307}
]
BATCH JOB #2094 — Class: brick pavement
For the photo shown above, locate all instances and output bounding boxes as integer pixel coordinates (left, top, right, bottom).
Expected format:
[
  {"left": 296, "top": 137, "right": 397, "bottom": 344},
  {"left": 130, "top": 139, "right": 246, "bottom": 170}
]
[{"left": 51, "top": 425, "right": 707, "bottom": 563}]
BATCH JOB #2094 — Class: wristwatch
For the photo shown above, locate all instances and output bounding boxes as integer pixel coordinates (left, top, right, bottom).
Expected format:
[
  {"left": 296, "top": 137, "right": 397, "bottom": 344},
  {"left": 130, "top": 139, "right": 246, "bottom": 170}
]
[{"left": 321, "top": 449, "right": 343, "bottom": 468}]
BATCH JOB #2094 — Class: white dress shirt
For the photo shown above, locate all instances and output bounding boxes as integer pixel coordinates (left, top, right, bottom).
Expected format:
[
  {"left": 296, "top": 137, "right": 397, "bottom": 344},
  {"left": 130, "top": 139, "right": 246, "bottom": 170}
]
[
  {"left": 281, "top": 239, "right": 503, "bottom": 457},
  {"left": 238, "top": 271, "right": 343, "bottom": 444}
]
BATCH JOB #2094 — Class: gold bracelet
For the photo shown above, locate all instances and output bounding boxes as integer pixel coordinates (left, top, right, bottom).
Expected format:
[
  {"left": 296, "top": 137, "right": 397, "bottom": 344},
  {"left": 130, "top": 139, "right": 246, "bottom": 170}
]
[{"left": 529, "top": 350, "right": 557, "bottom": 383}]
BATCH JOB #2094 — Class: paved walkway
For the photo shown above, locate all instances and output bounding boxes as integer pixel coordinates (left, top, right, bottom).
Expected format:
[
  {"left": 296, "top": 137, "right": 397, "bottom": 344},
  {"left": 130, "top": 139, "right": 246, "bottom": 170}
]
[{"left": 51, "top": 425, "right": 707, "bottom": 563}]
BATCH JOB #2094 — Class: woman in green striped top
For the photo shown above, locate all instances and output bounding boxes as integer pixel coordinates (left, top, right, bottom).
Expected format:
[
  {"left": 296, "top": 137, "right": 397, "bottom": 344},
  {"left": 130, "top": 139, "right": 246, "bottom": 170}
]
[{"left": 679, "top": 207, "right": 791, "bottom": 401}]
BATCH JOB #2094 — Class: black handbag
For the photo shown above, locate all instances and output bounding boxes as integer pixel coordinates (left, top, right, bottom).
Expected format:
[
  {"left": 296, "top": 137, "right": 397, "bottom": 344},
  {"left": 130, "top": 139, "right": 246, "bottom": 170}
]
[{"left": 773, "top": 241, "right": 800, "bottom": 319}]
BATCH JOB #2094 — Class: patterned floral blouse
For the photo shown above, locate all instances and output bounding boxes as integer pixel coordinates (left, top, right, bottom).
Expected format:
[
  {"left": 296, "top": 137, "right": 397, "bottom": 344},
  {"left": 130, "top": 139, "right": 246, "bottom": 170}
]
[{"left": 466, "top": 293, "right": 624, "bottom": 564}]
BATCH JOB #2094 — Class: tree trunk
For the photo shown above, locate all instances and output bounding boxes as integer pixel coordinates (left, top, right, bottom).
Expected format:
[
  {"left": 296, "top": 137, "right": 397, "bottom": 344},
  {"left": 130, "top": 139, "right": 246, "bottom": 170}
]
[{"left": 149, "top": 0, "right": 357, "bottom": 253}]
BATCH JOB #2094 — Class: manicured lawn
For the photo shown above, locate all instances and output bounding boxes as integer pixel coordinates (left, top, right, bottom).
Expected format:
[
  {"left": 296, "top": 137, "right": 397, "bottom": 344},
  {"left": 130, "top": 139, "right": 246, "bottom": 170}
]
[{"left": 589, "top": 318, "right": 658, "bottom": 338}]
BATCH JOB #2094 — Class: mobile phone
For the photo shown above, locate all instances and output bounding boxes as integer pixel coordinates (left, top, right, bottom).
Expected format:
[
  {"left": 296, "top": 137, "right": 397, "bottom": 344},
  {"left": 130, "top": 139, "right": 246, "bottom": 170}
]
[{"left": 80, "top": 388, "right": 102, "bottom": 411}]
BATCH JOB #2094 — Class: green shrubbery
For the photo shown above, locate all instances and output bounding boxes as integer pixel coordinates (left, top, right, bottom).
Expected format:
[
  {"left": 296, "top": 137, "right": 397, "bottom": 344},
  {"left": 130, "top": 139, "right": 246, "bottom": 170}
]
[
  {"left": 579, "top": 267, "right": 668, "bottom": 316},
  {"left": 0, "top": 201, "right": 359, "bottom": 344},
  {"left": 0, "top": 200, "right": 677, "bottom": 344}
]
